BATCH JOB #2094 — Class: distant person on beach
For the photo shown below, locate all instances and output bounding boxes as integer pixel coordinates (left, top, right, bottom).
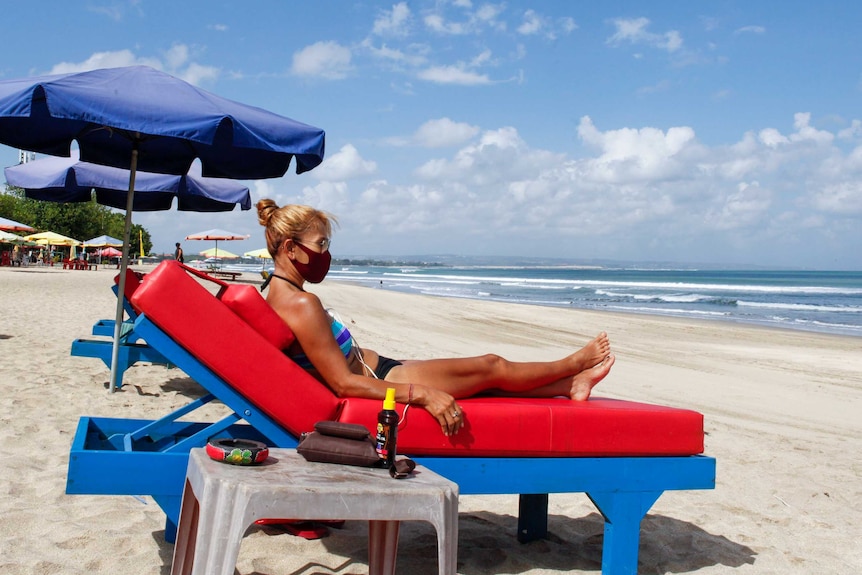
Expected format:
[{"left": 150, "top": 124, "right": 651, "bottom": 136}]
[
  {"left": 257, "top": 200, "right": 615, "bottom": 436},
  {"left": 174, "top": 242, "right": 184, "bottom": 264}
]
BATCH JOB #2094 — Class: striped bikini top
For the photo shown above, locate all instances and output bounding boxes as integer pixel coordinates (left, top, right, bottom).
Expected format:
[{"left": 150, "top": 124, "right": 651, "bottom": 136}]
[{"left": 290, "top": 310, "right": 354, "bottom": 369}]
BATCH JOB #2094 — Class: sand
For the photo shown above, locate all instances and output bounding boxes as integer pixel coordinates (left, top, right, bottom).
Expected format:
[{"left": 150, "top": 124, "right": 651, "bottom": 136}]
[{"left": 0, "top": 264, "right": 859, "bottom": 574}]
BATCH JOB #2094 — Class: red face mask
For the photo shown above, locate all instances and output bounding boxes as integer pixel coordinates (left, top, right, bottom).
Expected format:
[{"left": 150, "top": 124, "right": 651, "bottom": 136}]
[{"left": 292, "top": 241, "right": 332, "bottom": 283}]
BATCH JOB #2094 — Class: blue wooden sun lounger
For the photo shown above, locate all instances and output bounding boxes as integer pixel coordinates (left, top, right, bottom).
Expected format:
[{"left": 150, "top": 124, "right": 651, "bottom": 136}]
[
  {"left": 71, "top": 272, "right": 173, "bottom": 388},
  {"left": 66, "top": 262, "right": 716, "bottom": 575}
]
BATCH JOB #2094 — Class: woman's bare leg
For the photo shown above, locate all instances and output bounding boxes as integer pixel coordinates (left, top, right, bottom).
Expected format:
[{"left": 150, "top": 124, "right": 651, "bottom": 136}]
[
  {"left": 384, "top": 333, "right": 611, "bottom": 398},
  {"left": 478, "top": 353, "right": 615, "bottom": 400}
]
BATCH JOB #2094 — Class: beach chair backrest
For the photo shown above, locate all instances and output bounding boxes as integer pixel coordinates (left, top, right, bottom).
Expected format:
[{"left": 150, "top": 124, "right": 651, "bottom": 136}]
[
  {"left": 219, "top": 284, "right": 296, "bottom": 350},
  {"left": 130, "top": 261, "right": 340, "bottom": 436},
  {"left": 113, "top": 268, "right": 145, "bottom": 314}
]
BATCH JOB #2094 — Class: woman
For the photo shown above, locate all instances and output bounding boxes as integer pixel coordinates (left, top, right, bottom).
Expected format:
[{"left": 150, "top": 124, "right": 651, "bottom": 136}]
[{"left": 258, "top": 200, "right": 615, "bottom": 436}]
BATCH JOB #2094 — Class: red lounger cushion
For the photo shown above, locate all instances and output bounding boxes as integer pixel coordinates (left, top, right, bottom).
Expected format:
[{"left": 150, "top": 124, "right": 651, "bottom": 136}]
[
  {"left": 114, "top": 268, "right": 145, "bottom": 313},
  {"left": 338, "top": 396, "right": 704, "bottom": 457},
  {"left": 131, "top": 261, "right": 340, "bottom": 436},
  {"left": 220, "top": 284, "right": 296, "bottom": 350},
  {"left": 132, "top": 261, "right": 705, "bottom": 457}
]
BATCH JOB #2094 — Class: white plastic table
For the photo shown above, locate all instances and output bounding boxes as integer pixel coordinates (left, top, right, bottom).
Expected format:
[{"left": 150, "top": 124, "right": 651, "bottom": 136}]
[{"left": 171, "top": 448, "right": 459, "bottom": 575}]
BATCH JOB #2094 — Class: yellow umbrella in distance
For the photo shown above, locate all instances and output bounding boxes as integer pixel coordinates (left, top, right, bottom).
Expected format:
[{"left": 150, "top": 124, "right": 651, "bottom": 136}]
[
  {"left": 200, "top": 247, "right": 239, "bottom": 259},
  {"left": 243, "top": 248, "right": 272, "bottom": 259},
  {"left": 23, "top": 231, "right": 81, "bottom": 246}
]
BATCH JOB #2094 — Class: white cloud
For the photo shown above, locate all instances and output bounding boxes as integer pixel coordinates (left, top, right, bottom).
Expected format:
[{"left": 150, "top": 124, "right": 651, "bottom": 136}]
[
  {"left": 607, "top": 17, "right": 683, "bottom": 53},
  {"left": 423, "top": 3, "right": 506, "bottom": 35},
  {"left": 179, "top": 62, "right": 219, "bottom": 85},
  {"left": 413, "top": 118, "right": 480, "bottom": 147},
  {"left": 758, "top": 128, "right": 789, "bottom": 148},
  {"left": 735, "top": 25, "right": 766, "bottom": 35},
  {"left": 811, "top": 182, "right": 862, "bottom": 214},
  {"left": 363, "top": 40, "right": 429, "bottom": 68},
  {"left": 559, "top": 17, "right": 578, "bottom": 33},
  {"left": 313, "top": 144, "right": 377, "bottom": 181},
  {"left": 164, "top": 44, "right": 190, "bottom": 70},
  {"left": 424, "top": 13, "right": 468, "bottom": 35},
  {"left": 324, "top": 112, "right": 862, "bottom": 266},
  {"left": 417, "top": 65, "right": 491, "bottom": 85},
  {"left": 706, "top": 181, "right": 772, "bottom": 230},
  {"left": 373, "top": 2, "right": 411, "bottom": 37},
  {"left": 517, "top": 9, "right": 543, "bottom": 35},
  {"left": 837, "top": 119, "right": 862, "bottom": 140},
  {"left": 790, "top": 112, "right": 834, "bottom": 145},
  {"left": 49, "top": 50, "right": 161, "bottom": 75},
  {"left": 576, "top": 116, "right": 698, "bottom": 182},
  {"left": 291, "top": 41, "right": 353, "bottom": 80},
  {"left": 46, "top": 46, "right": 218, "bottom": 86}
]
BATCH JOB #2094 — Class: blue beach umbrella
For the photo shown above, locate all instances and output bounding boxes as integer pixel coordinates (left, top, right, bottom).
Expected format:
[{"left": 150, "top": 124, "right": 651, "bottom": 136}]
[
  {"left": 5, "top": 150, "right": 252, "bottom": 212},
  {"left": 0, "top": 65, "right": 325, "bottom": 390}
]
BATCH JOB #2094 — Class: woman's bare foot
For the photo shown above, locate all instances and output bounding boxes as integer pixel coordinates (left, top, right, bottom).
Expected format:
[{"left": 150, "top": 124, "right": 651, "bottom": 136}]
[
  {"left": 570, "top": 354, "right": 615, "bottom": 401},
  {"left": 569, "top": 332, "right": 611, "bottom": 373}
]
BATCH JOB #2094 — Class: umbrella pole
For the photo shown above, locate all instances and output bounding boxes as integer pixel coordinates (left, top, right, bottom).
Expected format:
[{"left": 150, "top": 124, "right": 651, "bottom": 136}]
[{"left": 109, "top": 145, "right": 139, "bottom": 392}]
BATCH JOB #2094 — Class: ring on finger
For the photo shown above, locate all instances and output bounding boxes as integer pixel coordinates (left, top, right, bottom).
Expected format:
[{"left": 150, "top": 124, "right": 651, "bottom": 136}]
[{"left": 452, "top": 410, "right": 460, "bottom": 418}]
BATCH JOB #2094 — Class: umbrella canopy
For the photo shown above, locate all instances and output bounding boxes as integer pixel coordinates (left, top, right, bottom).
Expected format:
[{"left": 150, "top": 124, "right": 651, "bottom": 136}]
[
  {"left": 83, "top": 234, "right": 124, "bottom": 248},
  {"left": 186, "top": 228, "right": 249, "bottom": 260},
  {"left": 0, "top": 230, "right": 23, "bottom": 243},
  {"left": 0, "top": 66, "right": 325, "bottom": 177},
  {"left": 185, "top": 228, "right": 250, "bottom": 242},
  {"left": 5, "top": 150, "right": 252, "bottom": 212},
  {"left": 243, "top": 248, "right": 272, "bottom": 259},
  {"left": 0, "top": 65, "right": 325, "bottom": 390},
  {"left": 0, "top": 215, "right": 35, "bottom": 232},
  {"left": 23, "top": 230, "right": 81, "bottom": 246},
  {"left": 99, "top": 247, "right": 122, "bottom": 258},
  {"left": 0, "top": 230, "right": 37, "bottom": 245},
  {"left": 200, "top": 247, "right": 239, "bottom": 259}
]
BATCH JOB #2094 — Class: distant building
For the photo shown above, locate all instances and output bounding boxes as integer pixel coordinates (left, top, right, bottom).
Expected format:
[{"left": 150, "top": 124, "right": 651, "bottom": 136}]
[{"left": 18, "top": 150, "right": 35, "bottom": 164}]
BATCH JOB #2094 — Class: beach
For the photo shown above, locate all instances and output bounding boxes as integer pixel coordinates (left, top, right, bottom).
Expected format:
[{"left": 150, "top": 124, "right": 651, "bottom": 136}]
[{"left": 0, "top": 264, "right": 860, "bottom": 574}]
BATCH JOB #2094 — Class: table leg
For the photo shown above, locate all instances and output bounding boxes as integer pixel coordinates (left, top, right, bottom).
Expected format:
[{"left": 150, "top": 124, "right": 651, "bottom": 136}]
[
  {"left": 171, "top": 479, "right": 200, "bottom": 575},
  {"left": 368, "top": 520, "right": 401, "bottom": 575}
]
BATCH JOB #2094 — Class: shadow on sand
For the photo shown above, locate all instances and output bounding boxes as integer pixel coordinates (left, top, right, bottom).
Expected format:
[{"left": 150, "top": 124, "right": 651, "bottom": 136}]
[{"left": 152, "top": 510, "right": 755, "bottom": 575}]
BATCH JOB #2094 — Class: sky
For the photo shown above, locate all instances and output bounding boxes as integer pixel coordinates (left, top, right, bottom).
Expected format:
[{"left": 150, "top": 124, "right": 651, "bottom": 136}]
[{"left": 2, "top": 1, "right": 862, "bottom": 270}]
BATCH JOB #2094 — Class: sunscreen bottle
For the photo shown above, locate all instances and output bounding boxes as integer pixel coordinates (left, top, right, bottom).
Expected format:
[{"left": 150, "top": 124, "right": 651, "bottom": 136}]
[{"left": 375, "top": 388, "right": 398, "bottom": 468}]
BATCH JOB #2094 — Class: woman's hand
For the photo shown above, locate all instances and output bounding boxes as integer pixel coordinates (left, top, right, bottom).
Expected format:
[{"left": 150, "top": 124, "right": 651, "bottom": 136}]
[{"left": 415, "top": 385, "right": 464, "bottom": 436}]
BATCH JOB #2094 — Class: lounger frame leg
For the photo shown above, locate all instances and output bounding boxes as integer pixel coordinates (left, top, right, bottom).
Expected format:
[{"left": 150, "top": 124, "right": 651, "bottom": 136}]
[
  {"left": 517, "top": 493, "right": 548, "bottom": 542},
  {"left": 587, "top": 490, "right": 662, "bottom": 575}
]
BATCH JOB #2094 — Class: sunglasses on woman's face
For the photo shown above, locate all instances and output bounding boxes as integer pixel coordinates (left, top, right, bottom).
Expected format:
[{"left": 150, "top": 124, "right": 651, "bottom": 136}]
[{"left": 292, "top": 237, "right": 331, "bottom": 252}]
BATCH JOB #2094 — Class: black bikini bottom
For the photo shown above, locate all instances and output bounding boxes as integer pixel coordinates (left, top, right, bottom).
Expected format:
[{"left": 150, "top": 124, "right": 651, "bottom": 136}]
[{"left": 374, "top": 356, "right": 403, "bottom": 379}]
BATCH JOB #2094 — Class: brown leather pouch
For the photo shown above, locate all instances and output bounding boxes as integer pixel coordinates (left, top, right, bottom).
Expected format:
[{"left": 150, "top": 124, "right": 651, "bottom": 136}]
[{"left": 296, "top": 421, "right": 381, "bottom": 467}]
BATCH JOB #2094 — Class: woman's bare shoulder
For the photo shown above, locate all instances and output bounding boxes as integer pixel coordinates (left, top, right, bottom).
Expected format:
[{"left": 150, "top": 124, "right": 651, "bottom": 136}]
[{"left": 267, "top": 288, "right": 325, "bottom": 326}]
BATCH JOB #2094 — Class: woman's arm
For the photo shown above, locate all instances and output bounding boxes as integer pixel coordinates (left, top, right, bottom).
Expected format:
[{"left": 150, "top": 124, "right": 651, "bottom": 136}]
[{"left": 273, "top": 290, "right": 463, "bottom": 435}]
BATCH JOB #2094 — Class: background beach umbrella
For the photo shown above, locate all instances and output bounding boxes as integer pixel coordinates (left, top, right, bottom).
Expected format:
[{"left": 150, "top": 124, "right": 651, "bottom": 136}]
[
  {"left": 83, "top": 234, "right": 123, "bottom": 248},
  {"left": 23, "top": 230, "right": 81, "bottom": 247},
  {"left": 0, "top": 229, "right": 23, "bottom": 243},
  {"left": 185, "top": 228, "right": 249, "bottom": 260},
  {"left": 80, "top": 234, "right": 123, "bottom": 262},
  {"left": 0, "top": 216, "right": 35, "bottom": 232},
  {"left": 5, "top": 150, "right": 253, "bottom": 212},
  {"left": 99, "top": 247, "right": 122, "bottom": 258},
  {"left": 0, "top": 65, "right": 325, "bottom": 389},
  {"left": 0, "top": 230, "right": 36, "bottom": 246},
  {"left": 199, "top": 247, "right": 239, "bottom": 259},
  {"left": 243, "top": 248, "right": 272, "bottom": 259}
]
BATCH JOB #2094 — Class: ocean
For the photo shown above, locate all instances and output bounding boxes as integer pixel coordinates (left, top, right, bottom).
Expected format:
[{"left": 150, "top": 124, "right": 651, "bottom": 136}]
[
  {"left": 229, "top": 262, "right": 862, "bottom": 338},
  {"left": 326, "top": 266, "right": 862, "bottom": 338}
]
